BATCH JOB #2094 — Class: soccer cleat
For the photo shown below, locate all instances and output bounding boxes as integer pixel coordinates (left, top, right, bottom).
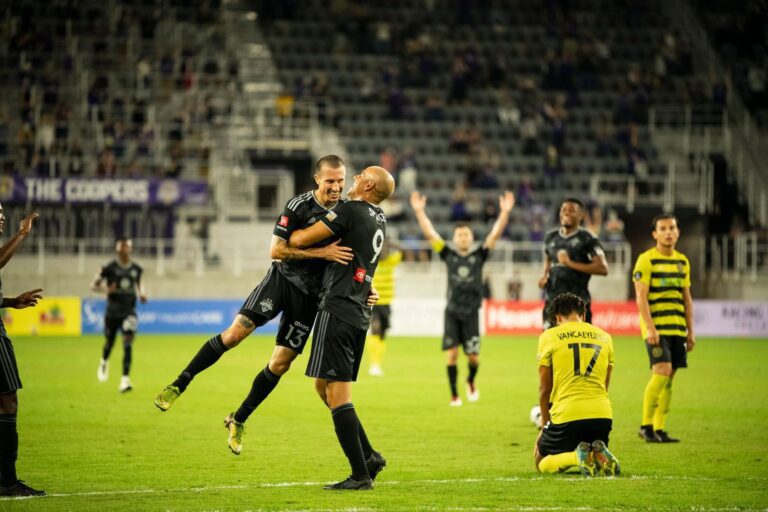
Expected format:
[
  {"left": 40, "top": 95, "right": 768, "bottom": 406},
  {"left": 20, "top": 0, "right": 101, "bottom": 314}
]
[
  {"left": 154, "top": 385, "right": 181, "bottom": 411},
  {"left": 0, "top": 480, "right": 46, "bottom": 497},
  {"left": 638, "top": 425, "right": 659, "bottom": 443},
  {"left": 654, "top": 430, "right": 680, "bottom": 443},
  {"left": 97, "top": 359, "right": 109, "bottom": 382},
  {"left": 323, "top": 476, "right": 373, "bottom": 491},
  {"left": 366, "top": 451, "right": 387, "bottom": 481},
  {"left": 224, "top": 412, "right": 245, "bottom": 455},
  {"left": 118, "top": 376, "right": 133, "bottom": 393},
  {"left": 575, "top": 442, "right": 594, "bottom": 477},
  {"left": 449, "top": 396, "right": 463, "bottom": 407},
  {"left": 466, "top": 381, "right": 479, "bottom": 402},
  {"left": 592, "top": 440, "right": 621, "bottom": 476},
  {"left": 368, "top": 364, "right": 384, "bottom": 377}
]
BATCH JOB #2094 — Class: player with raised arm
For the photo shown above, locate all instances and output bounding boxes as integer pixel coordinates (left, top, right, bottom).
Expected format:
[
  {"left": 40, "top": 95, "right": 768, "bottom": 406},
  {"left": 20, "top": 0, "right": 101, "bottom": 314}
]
[
  {"left": 539, "top": 198, "right": 608, "bottom": 329},
  {"left": 286, "top": 166, "right": 395, "bottom": 490},
  {"left": 410, "top": 190, "right": 514, "bottom": 406},
  {"left": 92, "top": 237, "right": 147, "bottom": 393},
  {"left": 634, "top": 214, "right": 695, "bottom": 443},
  {"left": 0, "top": 204, "right": 45, "bottom": 496},
  {"left": 535, "top": 293, "right": 620, "bottom": 477}
]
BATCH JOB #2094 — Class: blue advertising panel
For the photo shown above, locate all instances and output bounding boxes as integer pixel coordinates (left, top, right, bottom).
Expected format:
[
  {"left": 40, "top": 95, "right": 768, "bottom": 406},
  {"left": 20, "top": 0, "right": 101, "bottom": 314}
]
[{"left": 82, "top": 299, "right": 280, "bottom": 334}]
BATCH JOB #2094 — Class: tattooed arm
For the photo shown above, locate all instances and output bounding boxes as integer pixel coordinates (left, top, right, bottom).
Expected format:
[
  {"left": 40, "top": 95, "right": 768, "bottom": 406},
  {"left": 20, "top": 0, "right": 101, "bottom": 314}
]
[{"left": 270, "top": 235, "right": 353, "bottom": 265}]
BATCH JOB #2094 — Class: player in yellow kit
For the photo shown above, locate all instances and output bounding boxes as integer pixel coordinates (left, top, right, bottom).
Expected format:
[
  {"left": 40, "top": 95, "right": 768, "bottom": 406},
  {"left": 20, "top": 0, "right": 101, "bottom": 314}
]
[
  {"left": 535, "top": 293, "right": 620, "bottom": 477},
  {"left": 368, "top": 238, "right": 402, "bottom": 376},
  {"left": 633, "top": 214, "right": 695, "bottom": 443}
]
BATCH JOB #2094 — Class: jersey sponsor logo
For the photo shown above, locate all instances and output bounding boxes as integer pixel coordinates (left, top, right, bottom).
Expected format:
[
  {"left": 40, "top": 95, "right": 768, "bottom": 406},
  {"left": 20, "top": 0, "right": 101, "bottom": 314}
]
[
  {"left": 120, "top": 278, "right": 132, "bottom": 289},
  {"left": 325, "top": 211, "right": 338, "bottom": 222},
  {"left": 278, "top": 216, "right": 289, "bottom": 227},
  {"left": 259, "top": 298, "right": 274, "bottom": 313},
  {"left": 633, "top": 271, "right": 642, "bottom": 281},
  {"left": 354, "top": 267, "right": 367, "bottom": 283}
]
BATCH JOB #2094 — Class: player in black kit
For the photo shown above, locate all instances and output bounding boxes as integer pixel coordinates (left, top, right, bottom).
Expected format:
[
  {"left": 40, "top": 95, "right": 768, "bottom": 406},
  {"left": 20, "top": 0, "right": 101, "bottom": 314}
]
[
  {"left": 154, "top": 155, "right": 358, "bottom": 453},
  {"left": 410, "top": 190, "right": 515, "bottom": 406},
  {"left": 538, "top": 198, "right": 608, "bottom": 329},
  {"left": 92, "top": 237, "right": 147, "bottom": 393},
  {"left": 287, "top": 166, "right": 395, "bottom": 491}
]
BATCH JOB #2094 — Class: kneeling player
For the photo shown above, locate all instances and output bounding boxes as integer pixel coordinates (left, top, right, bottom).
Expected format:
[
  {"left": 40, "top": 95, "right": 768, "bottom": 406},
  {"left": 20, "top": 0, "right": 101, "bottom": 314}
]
[{"left": 534, "top": 293, "right": 620, "bottom": 477}]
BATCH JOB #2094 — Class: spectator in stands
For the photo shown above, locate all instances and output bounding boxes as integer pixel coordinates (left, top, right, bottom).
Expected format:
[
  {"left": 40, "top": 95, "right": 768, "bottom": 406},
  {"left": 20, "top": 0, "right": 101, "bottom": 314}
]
[
  {"left": 379, "top": 147, "right": 398, "bottom": 173},
  {"left": 449, "top": 128, "right": 471, "bottom": 153},
  {"left": 397, "top": 146, "right": 418, "bottom": 193},
  {"left": 68, "top": 142, "right": 85, "bottom": 176},
  {"left": 16, "top": 123, "right": 34, "bottom": 167},
  {"left": 424, "top": 93, "right": 446, "bottom": 121},
  {"left": 516, "top": 176, "right": 535, "bottom": 208},
  {"left": 450, "top": 183, "right": 472, "bottom": 222},
  {"left": 595, "top": 115, "right": 616, "bottom": 157},
  {"left": 543, "top": 145, "right": 564, "bottom": 189},
  {"left": 447, "top": 57, "right": 470, "bottom": 105},
  {"left": 497, "top": 90, "right": 520, "bottom": 127},
  {"left": 521, "top": 110, "right": 541, "bottom": 156},
  {"left": 387, "top": 86, "right": 406, "bottom": 120},
  {"left": 604, "top": 209, "right": 626, "bottom": 242}
]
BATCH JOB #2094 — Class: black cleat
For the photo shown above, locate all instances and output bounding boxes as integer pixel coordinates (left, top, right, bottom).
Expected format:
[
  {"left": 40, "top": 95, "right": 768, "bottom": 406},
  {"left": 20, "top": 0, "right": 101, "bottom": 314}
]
[
  {"left": 654, "top": 430, "right": 680, "bottom": 443},
  {"left": 638, "top": 425, "right": 659, "bottom": 443},
  {"left": 323, "top": 476, "right": 373, "bottom": 491},
  {"left": 0, "top": 480, "right": 46, "bottom": 497},
  {"left": 366, "top": 451, "right": 387, "bottom": 481}
]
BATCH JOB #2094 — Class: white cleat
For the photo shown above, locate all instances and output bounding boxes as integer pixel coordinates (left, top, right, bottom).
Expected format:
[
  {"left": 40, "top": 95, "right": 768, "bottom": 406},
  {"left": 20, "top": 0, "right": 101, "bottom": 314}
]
[
  {"left": 449, "top": 397, "right": 463, "bottom": 407},
  {"left": 97, "top": 359, "right": 109, "bottom": 382},
  {"left": 119, "top": 376, "right": 133, "bottom": 393},
  {"left": 466, "top": 382, "right": 480, "bottom": 402},
  {"left": 368, "top": 365, "right": 384, "bottom": 377}
]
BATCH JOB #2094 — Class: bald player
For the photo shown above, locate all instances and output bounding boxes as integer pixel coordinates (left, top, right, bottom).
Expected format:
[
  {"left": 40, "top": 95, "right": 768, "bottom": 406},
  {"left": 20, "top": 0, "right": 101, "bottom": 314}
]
[{"left": 289, "top": 166, "right": 395, "bottom": 490}]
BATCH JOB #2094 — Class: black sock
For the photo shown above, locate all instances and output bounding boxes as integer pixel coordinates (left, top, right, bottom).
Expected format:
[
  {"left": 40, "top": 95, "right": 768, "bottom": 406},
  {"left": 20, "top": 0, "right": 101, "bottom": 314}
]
[
  {"left": 357, "top": 421, "right": 374, "bottom": 459},
  {"left": 331, "top": 403, "right": 368, "bottom": 481},
  {"left": 122, "top": 342, "right": 133, "bottom": 376},
  {"left": 102, "top": 336, "right": 116, "bottom": 360},
  {"left": 172, "top": 335, "right": 228, "bottom": 392},
  {"left": 233, "top": 366, "right": 281, "bottom": 423},
  {"left": 0, "top": 414, "right": 18, "bottom": 487},
  {"left": 447, "top": 365, "right": 458, "bottom": 397},
  {"left": 468, "top": 363, "right": 479, "bottom": 384}
]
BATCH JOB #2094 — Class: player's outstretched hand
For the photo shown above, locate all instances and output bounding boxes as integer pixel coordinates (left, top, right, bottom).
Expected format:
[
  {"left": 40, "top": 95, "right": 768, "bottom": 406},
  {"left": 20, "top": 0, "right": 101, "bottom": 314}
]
[
  {"left": 499, "top": 191, "right": 515, "bottom": 212},
  {"left": 409, "top": 191, "right": 427, "bottom": 212},
  {"left": 13, "top": 288, "right": 43, "bottom": 309},
  {"left": 367, "top": 286, "right": 380, "bottom": 306},
  {"left": 19, "top": 212, "right": 39, "bottom": 236},
  {"left": 322, "top": 240, "right": 354, "bottom": 265}
]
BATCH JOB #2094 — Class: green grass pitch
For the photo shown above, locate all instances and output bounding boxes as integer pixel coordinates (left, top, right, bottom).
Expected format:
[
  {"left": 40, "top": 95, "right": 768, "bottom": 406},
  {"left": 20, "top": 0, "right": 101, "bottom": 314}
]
[{"left": 3, "top": 334, "right": 768, "bottom": 511}]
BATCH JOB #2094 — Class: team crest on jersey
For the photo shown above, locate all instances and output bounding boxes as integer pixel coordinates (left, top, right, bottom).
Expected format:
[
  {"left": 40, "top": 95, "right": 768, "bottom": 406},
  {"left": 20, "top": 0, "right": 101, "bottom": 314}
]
[
  {"left": 354, "top": 267, "right": 367, "bottom": 283},
  {"left": 279, "top": 216, "right": 289, "bottom": 227},
  {"left": 652, "top": 346, "right": 663, "bottom": 358},
  {"left": 325, "top": 211, "right": 337, "bottom": 222},
  {"left": 677, "top": 262, "right": 685, "bottom": 272},
  {"left": 633, "top": 271, "right": 642, "bottom": 281},
  {"left": 260, "top": 299, "right": 274, "bottom": 313},
  {"left": 569, "top": 238, "right": 581, "bottom": 247}
]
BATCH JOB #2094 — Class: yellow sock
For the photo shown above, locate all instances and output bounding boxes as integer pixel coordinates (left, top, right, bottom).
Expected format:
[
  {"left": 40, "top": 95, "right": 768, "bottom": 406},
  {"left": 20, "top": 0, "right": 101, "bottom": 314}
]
[
  {"left": 642, "top": 373, "right": 670, "bottom": 425},
  {"left": 538, "top": 452, "right": 578, "bottom": 473},
  {"left": 653, "top": 379, "right": 673, "bottom": 431},
  {"left": 368, "top": 334, "right": 385, "bottom": 366}
]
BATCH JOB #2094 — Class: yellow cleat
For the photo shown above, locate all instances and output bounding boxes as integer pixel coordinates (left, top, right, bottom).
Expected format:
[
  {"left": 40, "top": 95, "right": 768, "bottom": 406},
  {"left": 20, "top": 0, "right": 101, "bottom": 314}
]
[{"left": 224, "top": 413, "right": 245, "bottom": 455}]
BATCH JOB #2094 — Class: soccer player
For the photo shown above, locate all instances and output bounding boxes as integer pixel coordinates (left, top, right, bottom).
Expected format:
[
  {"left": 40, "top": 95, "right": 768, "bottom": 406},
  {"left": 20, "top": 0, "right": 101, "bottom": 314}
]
[
  {"left": 368, "top": 237, "right": 402, "bottom": 376},
  {"left": 633, "top": 213, "right": 695, "bottom": 443},
  {"left": 538, "top": 198, "right": 608, "bottom": 329},
  {"left": 289, "top": 165, "right": 395, "bottom": 490},
  {"left": 0, "top": 205, "right": 45, "bottom": 496},
  {"left": 410, "top": 190, "right": 514, "bottom": 406},
  {"left": 153, "top": 156, "right": 354, "bottom": 446},
  {"left": 91, "top": 237, "right": 147, "bottom": 393},
  {"left": 535, "top": 292, "right": 620, "bottom": 477}
]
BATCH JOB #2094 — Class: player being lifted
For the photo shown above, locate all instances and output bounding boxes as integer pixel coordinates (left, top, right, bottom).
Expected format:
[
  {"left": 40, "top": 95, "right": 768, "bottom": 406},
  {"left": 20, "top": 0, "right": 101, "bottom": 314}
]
[
  {"left": 633, "top": 214, "right": 695, "bottom": 443},
  {"left": 410, "top": 190, "right": 514, "bottom": 406},
  {"left": 91, "top": 237, "right": 147, "bottom": 393},
  {"left": 539, "top": 198, "right": 608, "bottom": 329},
  {"left": 535, "top": 293, "right": 620, "bottom": 477}
]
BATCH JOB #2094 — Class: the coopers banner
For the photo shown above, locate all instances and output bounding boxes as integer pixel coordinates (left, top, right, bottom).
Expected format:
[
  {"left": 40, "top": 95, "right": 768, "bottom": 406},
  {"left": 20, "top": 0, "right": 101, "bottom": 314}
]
[
  {"left": 0, "top": 177, "right": 208, "bottom": 205},
  {"left": 82, "top": 299, "right": 279, "bottom": 334},
  {"left": 2, "top": 297, "right": 82, "bottom": 336}
]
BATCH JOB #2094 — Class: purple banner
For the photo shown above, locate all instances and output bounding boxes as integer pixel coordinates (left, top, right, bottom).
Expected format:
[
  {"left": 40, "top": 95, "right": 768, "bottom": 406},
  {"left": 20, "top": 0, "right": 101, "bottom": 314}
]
[{"left": 0, "top": 177, "right": 208, "bottom": 206}]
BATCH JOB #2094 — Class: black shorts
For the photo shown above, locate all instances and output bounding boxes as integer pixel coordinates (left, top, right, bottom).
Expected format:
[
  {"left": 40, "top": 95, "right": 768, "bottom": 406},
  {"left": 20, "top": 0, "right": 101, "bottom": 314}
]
[
  {"left": 239, "top": 264, "right": 316, "bottom": 354},
  {"left": 0, "top": 336, "right": 22, "bottom": 394},
  {"left": 543, "top": 299, "right": 592, "bottom": 330},
  {"left": 371, "top": 305, "right": 391, "bottom": 337},
  {"left": 443, "top": 310, "right": 481, "bottom": 354},
  {"left": 537, "top": 418, "right": 612, "bottom": 457},
  {"left": 305, "top": 310, "right": 367, "bottom": 382},
  {"left": 104, "top": 313, "right": 138, "bottom": 339},
  {"left": 646, "top": 335, "right": 688, "bottom": 370}
]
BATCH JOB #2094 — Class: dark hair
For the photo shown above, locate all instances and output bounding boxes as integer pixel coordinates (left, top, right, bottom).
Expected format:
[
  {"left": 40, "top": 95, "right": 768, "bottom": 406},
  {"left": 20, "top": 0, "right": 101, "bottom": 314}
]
[
  {"left": 560, "top": 197, "right": 584, "bottom": 210},
  {"left": 116, "top": 236, "right": 131, "bottom": 244},
  {"left": 652, "top": 213, "right": 677, "bottom": 231},
  {"left": 452, "top": 222, "right": 473, "bottom": 234},
  {"left": 546, "top": 293, "right": 586, "bottom": 325},
  {"left": 314, "top": 155, "right": 345, "bottom": 174}
]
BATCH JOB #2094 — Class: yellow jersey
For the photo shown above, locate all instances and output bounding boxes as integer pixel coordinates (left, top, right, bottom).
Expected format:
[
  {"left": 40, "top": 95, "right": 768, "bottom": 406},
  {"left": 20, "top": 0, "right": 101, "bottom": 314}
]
[
  {"left": 537, "top": 321, "right": 614, "bottom": 423},
  {"left": 372, "top": 251, "right": 402, "bottom": 306},
  {"left": 632, "top": 247, "right": 691, "bottom": 339}
]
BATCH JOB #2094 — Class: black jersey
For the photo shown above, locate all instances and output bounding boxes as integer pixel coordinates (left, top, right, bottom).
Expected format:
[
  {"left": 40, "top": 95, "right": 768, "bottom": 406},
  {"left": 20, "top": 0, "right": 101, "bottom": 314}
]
[
  {"left": 317, "top": 200, "right": 387, "bottom": 330},
  {"left": 272, "top": 191, "right": 344, "bottom": 296},
  {"left": 100, "top": 260, "right": 143, "bottom": 317},
  {"left": 543, "top": 227, "right": 604, "bottom": 302},
  {"left": 0, "top": 273, "right": 6, "bottom": 337},
  {"left": 440, "top": 242, "right": 489, "bottom": 318}
]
